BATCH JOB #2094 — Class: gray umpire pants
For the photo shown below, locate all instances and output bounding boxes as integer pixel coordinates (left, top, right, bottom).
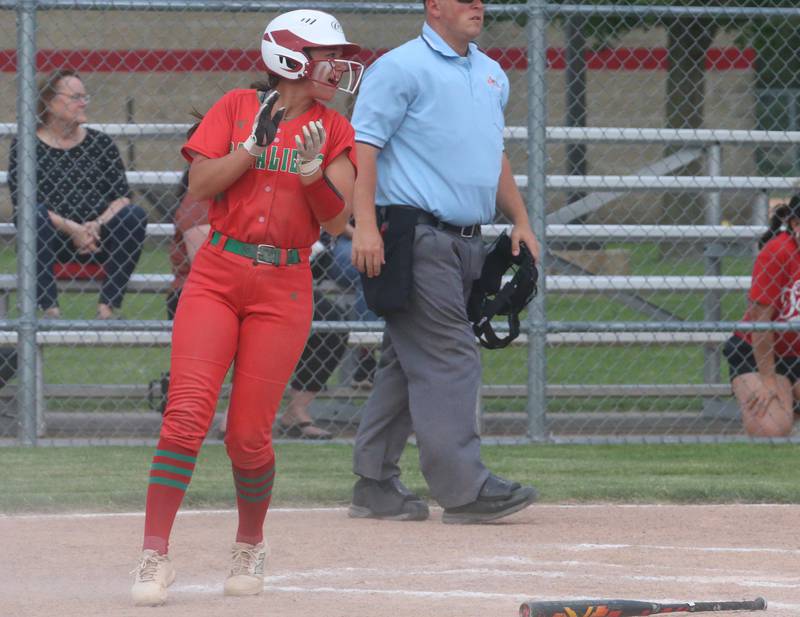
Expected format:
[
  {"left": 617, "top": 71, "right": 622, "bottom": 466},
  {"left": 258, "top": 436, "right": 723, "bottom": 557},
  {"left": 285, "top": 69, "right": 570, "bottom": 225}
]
[{"left": 352, "top": 223, "right": 490, "bottom": 509}]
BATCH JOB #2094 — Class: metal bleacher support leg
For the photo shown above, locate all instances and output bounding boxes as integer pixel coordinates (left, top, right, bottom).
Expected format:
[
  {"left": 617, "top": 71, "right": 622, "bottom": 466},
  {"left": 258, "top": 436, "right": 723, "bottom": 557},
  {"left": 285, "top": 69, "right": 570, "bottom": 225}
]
[
  {"left": 126, "top": 97, "right": 136, "bottom": 170},
  {"left": 702, "top": 144, "right": 734, "bottom": 419},
  {"left": 752, "top": 190, "right": 769, "bottom": 228},
  {"left": 36, "top": 344, "right": 45, "bottom": 437}
]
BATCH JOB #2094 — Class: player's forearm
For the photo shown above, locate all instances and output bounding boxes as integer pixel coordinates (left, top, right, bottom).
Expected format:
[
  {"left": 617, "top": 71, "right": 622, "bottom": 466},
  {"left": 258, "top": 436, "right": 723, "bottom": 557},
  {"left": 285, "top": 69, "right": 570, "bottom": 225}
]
[
  {"left": 188, "top": 149, "right": 253, "bottom": 200},
  {"left": 496, "top": 154, "right": 530, "bottom": 228},
  {"left": 750, "top": 303, "right": 777, "bottom": 375},
  {"left": 352, "top": 142, "right": 380, "bottom": 230},
  {"left": 96, "top": 196, "right": 131, "bottom": 226},
  {"left": 319, "top": 207, "right": 351, "bottom": 236},
  {"left": 48, "top": 210, "right": 79, "bottom": 235},
  {"left": 311, "top": 154, "right": 354, "bottom": 236},
  {"left": 752, "top": 332, "right": 777, "bottom": 375}
]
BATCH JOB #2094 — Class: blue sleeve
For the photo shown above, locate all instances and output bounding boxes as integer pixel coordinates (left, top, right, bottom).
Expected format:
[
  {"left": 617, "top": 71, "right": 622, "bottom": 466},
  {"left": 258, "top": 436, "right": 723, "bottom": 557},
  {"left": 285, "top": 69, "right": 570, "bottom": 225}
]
[
  {"left": 500, "top": 69, "right": 510, "bottom": 111},
  {"left": 352, "top": 52, "right": 415, "bottom": 149}
]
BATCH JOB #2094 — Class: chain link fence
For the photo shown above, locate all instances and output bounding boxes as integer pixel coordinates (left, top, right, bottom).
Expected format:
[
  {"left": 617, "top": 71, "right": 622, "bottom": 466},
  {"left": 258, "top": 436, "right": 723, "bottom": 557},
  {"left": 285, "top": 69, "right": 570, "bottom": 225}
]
[{"left": 1, "top": 1, "right": 800, "bottom": 445}]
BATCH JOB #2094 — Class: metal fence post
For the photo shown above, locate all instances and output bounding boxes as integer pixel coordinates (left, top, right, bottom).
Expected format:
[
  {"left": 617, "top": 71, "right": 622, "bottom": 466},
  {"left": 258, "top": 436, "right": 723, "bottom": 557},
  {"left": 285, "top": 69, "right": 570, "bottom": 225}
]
[
  {"left": 526, "top": 0, "right": 548, "bottom": 441},
  {"left": 15, "top": 0, "right": 40, "bottom": 446}
]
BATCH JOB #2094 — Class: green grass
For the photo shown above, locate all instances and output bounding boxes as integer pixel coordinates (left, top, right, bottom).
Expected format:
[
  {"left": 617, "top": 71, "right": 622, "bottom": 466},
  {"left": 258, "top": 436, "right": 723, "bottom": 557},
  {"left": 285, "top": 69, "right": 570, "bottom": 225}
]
[{"left": 1, "top": 443, "right": 798, "bottom": 513}]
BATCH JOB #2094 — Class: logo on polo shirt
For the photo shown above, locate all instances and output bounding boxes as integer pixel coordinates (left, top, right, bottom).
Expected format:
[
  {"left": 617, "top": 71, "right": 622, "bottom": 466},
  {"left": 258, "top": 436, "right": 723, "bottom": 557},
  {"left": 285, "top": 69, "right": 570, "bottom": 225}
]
[{"left": 487, "top": 75, "right": 501, "bottom": 90}]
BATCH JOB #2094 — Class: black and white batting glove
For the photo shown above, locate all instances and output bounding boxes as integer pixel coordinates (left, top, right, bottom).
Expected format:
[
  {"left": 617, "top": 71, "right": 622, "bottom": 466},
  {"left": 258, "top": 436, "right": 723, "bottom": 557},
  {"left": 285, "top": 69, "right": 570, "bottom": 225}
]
[
  {"left": 243, "top": 91, "right": 285, "bottom": 157},
  {"left": 295, "top": 120, "right": 326, "bottom": 176}
]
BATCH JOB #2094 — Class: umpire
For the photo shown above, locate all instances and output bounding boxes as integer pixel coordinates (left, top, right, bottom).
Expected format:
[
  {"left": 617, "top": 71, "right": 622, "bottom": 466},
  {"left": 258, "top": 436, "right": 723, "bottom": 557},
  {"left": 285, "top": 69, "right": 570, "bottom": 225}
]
[{"left": 349, "top": 0, "right": 541, "bottom": 524}]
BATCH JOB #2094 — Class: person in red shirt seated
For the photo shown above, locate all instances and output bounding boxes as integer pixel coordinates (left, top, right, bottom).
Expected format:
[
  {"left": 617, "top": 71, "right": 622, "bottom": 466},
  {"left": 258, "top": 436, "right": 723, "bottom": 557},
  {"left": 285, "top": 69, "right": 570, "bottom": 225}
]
[{"left": 724, "top": 194, "right": 800, "bottom": 437}]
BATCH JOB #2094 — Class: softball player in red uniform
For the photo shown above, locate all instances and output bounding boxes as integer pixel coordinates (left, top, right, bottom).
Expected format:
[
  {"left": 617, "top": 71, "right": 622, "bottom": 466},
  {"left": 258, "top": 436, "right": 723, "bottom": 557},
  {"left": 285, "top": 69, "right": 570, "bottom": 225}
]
[
  {"left": 725, "top": 194, "right": 800, "bottom": 438},
  {"left": 131, "top": 10, "right": 362, "bottom": 606}
]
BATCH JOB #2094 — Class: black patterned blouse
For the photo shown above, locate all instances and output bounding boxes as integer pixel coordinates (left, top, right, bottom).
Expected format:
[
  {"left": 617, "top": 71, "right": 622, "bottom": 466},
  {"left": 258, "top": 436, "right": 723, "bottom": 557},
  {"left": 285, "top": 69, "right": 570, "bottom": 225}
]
[{"left": 8, "top": 128, "right": 131, "bottom": 223}]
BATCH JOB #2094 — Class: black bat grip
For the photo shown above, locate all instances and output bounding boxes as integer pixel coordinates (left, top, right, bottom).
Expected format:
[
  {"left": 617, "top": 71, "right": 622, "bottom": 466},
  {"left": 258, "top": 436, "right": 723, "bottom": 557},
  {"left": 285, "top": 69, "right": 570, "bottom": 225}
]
[
  {"left": 520, "top": 598, "right": 767, "bottom": 617},
  {"left": 688, "top": 598, "right": 768, "bottom": 612}
]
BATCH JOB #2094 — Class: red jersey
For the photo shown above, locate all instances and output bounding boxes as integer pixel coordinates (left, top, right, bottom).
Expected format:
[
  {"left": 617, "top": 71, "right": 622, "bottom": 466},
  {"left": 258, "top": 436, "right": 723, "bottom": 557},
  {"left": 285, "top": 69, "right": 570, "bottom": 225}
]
[
  {"left": 181, "top": 89, "right": 356, "bottom": 248},
  {"left": 735, "top": 232, "right": 800, "bottom": 356}
]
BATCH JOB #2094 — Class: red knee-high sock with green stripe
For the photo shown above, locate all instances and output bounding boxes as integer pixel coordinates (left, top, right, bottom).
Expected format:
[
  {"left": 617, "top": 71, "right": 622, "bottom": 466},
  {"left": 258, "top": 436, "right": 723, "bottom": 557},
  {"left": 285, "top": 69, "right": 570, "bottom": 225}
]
[
  {"left": 142, "top": 438, "right": 197, "bottom": 554},
  {"left": 232, "top": 459, "right": 275, "bottom": 545}
]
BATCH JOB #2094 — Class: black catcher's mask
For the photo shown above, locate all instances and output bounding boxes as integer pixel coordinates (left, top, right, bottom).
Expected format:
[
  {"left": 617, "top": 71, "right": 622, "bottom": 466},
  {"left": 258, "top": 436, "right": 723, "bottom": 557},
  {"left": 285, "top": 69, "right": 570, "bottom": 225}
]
[{"left": 467, "top": 232, "right": 538, "bottom": 349}]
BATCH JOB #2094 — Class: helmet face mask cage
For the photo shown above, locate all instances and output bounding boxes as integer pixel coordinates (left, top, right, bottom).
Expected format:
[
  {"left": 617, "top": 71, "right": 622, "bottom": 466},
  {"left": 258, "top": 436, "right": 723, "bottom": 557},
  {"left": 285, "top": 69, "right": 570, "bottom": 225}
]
[{"left": 307, "top": 58, "right": 364, "bottom": 94}]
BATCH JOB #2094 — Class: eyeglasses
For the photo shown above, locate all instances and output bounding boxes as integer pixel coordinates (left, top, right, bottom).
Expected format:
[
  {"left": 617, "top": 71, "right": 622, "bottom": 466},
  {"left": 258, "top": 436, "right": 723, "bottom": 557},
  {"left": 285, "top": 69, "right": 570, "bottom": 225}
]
[{"left": 55, "top": 92, "right": 91, "bottom": 103}]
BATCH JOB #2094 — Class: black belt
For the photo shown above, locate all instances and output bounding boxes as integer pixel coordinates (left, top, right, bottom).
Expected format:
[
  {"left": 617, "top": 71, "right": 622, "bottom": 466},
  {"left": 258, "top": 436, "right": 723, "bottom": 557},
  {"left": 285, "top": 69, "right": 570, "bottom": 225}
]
[{"left": 414, "top": 211, "right": 481, "bottom": 238}]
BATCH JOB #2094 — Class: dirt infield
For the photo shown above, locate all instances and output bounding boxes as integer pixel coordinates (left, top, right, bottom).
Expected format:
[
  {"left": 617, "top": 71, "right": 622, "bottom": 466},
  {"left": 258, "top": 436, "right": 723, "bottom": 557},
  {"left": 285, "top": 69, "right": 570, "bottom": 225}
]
[{"left": 3, "top": 504, "right": 798, "bottom": 617}]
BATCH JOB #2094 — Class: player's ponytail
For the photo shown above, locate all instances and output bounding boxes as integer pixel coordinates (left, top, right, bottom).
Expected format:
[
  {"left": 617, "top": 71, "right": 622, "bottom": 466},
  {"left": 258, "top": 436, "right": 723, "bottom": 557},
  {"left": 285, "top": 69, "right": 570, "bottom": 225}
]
[
  {"left": 250, "top": 77, "right": 279, "bottom": 92},
  {"left": 759, "top": 193, "right": 800, "bottom": 248},
  {"left": 175, "top": 109, "right": 205, "bottom": 205}
]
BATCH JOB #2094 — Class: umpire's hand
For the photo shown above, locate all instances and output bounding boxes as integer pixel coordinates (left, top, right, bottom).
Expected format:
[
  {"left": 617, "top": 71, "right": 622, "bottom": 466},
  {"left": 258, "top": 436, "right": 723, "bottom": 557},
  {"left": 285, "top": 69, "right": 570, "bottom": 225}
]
[
  {"left": 510, "top": 223, "right": 541, "bottom": 262},
  {"left": 352, "top": 224, "right": 384, "bottom": 278}
]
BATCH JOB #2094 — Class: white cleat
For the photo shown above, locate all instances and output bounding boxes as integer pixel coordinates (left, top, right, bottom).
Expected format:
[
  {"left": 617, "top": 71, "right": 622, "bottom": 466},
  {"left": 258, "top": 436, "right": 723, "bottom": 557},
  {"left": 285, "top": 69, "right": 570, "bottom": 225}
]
[
  {"left": 223, "top": 541, "right": 268, "bottom": 596},
  {"left": 131, "top": 549, "right": 176, "bottom": 606}
]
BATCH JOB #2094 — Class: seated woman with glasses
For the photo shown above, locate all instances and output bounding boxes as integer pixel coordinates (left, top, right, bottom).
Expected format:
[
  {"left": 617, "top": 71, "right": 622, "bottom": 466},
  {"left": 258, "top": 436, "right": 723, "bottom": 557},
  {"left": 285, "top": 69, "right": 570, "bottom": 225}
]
[{"left": 8, "top": 68, "right": 147, "bottom": 319}]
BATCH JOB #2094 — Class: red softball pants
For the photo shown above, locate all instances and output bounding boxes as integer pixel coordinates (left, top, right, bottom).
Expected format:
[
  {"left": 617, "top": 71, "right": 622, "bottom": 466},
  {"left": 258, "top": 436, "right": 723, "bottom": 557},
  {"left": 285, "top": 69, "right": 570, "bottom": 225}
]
[{"left": 160, "top": 235, "right": 313, "bottom": 468}]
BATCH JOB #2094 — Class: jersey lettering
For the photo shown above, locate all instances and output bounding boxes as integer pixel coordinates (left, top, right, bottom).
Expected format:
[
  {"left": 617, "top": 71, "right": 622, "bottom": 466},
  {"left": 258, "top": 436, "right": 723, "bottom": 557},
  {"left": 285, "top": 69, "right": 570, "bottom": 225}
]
[
  {"left": 230, "top": 142, "right": 300, "bottom": 174},
  {"left": 268, "top": 146, "right": 281, "bottom": 171},
  {"left": 778, "top": 280, "right": 800, "bottom": 321}
]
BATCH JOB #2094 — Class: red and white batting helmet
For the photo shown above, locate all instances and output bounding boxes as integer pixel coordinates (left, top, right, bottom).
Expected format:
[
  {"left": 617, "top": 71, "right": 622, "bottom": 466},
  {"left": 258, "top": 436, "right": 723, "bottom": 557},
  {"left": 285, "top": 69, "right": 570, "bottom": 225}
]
[{"left": 261, "top": 9, "right": 364, "bottom": 94}]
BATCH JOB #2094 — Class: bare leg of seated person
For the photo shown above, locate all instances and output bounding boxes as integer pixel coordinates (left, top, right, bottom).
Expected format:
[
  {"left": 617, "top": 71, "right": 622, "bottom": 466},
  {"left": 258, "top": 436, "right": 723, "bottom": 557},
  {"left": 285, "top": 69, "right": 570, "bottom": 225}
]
[
  {"left": 792, "top": 382, "right": 800, "bottom": 435},
  {"left": 732, "top": 372, "right": 795, "bottom": 437},
  {"left": 217, "top": 393, "right": 333, "bottom": 440},
  {"left": 276, "top": 296, "right": 347, "bottom": 440},
  {"left": 43, "top": 306, "right": 61, "bottom": 319},
  {"left": 279, "top": 389, "right": 332, "bottom": 439},
  {"left": 96, "top": 302, "right": 116, "bottom": 320}
]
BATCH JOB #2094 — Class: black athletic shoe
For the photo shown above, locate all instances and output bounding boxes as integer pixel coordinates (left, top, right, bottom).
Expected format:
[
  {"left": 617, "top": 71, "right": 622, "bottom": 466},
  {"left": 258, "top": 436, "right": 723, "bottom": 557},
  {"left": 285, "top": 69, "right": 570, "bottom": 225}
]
[
  {"left": 441, "top": 474, "right": 538, "bottom": 524},
  {"left": 348, "top": 476, "right": 430, "bottom": 521}
]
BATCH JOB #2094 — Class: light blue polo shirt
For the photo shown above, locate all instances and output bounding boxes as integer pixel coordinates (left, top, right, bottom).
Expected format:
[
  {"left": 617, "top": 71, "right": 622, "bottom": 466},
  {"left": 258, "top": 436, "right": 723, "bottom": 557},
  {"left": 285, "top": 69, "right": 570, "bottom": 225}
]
[{"left": 352, "top": 22, "right": 510, "bottom": 226}]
